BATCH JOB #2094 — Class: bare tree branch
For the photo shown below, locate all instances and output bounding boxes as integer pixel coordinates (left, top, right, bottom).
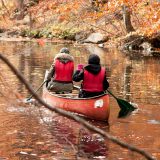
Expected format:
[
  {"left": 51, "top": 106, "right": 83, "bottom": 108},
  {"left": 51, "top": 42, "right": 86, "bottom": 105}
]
[
  {"left": 0, "top": 53, "right": 156, "bottom": 160},
  {"left": 1, "top": 0, "right": 10, "bottom": 15}
]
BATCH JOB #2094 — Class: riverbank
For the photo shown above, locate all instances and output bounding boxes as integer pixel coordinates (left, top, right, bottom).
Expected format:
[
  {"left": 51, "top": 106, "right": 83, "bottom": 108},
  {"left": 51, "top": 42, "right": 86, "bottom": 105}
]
[
  {"left": 0, "top": 1, "right": 160, "bottom": 55},
  {"left": 1, "top": 30, "right": 159, "bottom": 57},
  {"left": 0, "top": 36, "right": 73, "bottom": 44}
]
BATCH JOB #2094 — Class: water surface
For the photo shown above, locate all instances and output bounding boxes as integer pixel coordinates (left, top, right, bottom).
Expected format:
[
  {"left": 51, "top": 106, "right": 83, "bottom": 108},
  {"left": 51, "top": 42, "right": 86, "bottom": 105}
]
[{"left": 0, "top": 41, "right": 160, "bottom": 160}]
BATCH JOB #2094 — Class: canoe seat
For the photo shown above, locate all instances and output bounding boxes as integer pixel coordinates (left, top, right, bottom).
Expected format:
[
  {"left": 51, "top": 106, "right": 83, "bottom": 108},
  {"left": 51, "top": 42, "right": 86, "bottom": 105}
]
[
  {"left": 57, "top": 94, "right": 78, "bottom": 98},
  {"left": 48, "top": 90, "right": 78, "bottom": 98}
]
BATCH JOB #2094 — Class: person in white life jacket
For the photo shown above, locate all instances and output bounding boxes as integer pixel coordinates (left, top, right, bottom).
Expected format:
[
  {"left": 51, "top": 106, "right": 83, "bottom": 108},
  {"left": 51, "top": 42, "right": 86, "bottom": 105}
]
[
  {"left": 47, "top": 48, "right": 74, "bottom": 93},
  {"left": 73, "top": 54, "right": 109, "bottom": 98}
]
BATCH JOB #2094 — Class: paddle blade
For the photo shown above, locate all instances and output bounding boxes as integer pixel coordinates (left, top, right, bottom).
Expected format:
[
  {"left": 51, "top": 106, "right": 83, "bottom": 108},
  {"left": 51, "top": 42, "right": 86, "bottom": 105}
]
[
  {"left": 118, "top": 108, "right": 133, "bottom": 118},
  {"left": 24, "top": 98, "right": 35, "bottom": 104},
  {"left": 116, "top": 98, "right": 137, "bottom": 118}
]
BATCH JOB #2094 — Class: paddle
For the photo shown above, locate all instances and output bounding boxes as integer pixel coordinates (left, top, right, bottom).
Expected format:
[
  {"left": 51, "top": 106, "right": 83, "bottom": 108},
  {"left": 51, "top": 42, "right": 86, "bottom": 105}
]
[
  {"left": 106, "top": 89, "right": 137, "bottom": 118},
  {"left": 26, "top": 80, "right": 47, "bottom": 101}
]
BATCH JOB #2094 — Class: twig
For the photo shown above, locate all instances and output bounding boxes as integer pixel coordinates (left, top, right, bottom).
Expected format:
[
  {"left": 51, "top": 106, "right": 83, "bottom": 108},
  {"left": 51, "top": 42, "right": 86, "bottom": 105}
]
[
  {"left": 1, "top": 0, "right": 10, "bottom": 15},
  {"left": 0, "top": 53, "right": 156, "bottom": 160}
]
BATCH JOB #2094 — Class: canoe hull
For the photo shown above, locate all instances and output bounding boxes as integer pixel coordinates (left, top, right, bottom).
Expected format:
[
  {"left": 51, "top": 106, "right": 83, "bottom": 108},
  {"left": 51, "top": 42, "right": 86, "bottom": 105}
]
[
  {"left": 43, "top": 88, "right": 110, "bottom": 121},
  {"left": 42, "top": 70, "right": 109, "bottom": 121}
]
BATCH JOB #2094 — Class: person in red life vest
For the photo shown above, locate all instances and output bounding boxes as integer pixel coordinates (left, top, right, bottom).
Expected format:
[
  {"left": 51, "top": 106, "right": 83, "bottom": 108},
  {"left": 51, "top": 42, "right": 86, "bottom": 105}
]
[
  {"left": 73, "top": 54, "right": 109, "bottom": 98},
  {"left": 47, "top": 48, "right": 74, "bottom": 93}
]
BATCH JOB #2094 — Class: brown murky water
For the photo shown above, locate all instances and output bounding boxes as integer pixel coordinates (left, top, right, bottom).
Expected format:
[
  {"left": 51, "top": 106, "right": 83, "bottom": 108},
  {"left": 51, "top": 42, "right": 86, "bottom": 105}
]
[{"left": 0, "top": 41, "right": 160, "bottom": 160}]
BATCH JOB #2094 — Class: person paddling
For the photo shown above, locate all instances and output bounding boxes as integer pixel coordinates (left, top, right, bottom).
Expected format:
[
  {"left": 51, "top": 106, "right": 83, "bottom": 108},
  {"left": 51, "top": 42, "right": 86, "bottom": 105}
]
[
  {"left": 73, "top": 54, "right": 109, "bottom": 98},
  {"left": 47, "top": 47, "right": 74, "bottom": 93}
]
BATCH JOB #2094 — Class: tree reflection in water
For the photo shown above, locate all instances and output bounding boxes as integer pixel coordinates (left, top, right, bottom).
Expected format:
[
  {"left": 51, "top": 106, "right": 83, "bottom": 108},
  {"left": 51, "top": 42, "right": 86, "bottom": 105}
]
[
  {"left": 48, "top": 116, "right": 110, "bottom": 160},
  {"left": 77, "top": 128, "right": 109, "bottom": 159}
]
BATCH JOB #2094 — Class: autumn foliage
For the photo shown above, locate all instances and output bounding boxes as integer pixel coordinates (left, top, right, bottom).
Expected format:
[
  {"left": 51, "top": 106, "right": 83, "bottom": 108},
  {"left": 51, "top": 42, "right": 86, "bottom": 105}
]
[
  {"left": 0, "top": 0, "right": 159, "bottom": 38},
  {"left": 29, "top": 0, "right": 160, "bottom": 37}
]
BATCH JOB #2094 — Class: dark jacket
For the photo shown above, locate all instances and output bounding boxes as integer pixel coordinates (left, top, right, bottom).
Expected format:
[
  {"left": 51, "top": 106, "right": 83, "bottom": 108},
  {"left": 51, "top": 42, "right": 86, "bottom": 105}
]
[{"left": 73, "top": 54, "right": 109, "bottom": 98}]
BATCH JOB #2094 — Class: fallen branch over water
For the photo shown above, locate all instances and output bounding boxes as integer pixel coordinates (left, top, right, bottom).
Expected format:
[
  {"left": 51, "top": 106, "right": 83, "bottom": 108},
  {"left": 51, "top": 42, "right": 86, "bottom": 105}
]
[{"left": 0, "top": 53, "right": 156, "bottom": 160}]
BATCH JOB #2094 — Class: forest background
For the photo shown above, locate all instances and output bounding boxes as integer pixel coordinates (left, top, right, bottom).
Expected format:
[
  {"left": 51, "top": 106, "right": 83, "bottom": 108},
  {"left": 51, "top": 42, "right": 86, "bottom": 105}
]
[
  {"left": 0, "top": 1, "right": 160, "bottom": 159},
  {"left": 0, "top": 0, "right": 160, "bottom": 53}
]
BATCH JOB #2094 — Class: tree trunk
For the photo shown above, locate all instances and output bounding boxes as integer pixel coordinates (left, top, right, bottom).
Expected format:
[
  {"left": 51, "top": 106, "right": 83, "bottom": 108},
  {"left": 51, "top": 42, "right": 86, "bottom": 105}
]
[
  {"left": 122, "top": 5, "right": 135, "bottom": 33},
  {"left": 17, "top": 0, "right": 25, "bottom": 19}
]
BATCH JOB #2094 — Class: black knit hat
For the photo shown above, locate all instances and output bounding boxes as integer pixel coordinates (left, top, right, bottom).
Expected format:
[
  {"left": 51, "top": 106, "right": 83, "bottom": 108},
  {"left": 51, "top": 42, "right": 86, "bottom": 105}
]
[{"left": 88, "top": 54, "right": 100, "bottom": 65}]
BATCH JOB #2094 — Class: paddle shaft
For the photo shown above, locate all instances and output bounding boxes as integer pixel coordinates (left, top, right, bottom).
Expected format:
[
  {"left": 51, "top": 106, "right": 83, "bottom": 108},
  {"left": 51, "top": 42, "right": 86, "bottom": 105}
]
[
  {"left": 27, "top": 80, "right": 47, "bottom": 101},
  {"left": 106, "top": 89, "right": 118, "bottom": 100}
]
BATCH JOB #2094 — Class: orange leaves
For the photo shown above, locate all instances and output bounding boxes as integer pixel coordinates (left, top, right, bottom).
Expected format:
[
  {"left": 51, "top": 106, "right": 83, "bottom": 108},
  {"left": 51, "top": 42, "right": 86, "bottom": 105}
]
[
  {"left": 37, "top": 39, "right": 45, "bottom": 46},
  {"left": 58, "top": 15, "right": 66, "bottom": 23},
  {"left": 150, "top": 1, "right": 160, "bottom": 8},
  {"left": 140, "top": 17, "right": 160, "bottom": 36},
  {"left": 122, "top": 0, "right": 129, "bottom": 3},
  {"left": 102, "top": 0, "right": 160, "bottom": 37},
  {"left": 47, "top": 2, "right": 58, "bottom": 10},
  {"left": 94, "top": 12, "right": 104, "bottom": 21},
  {"left": 63, "top": 7, "right": 71, "bottom": 12},
  {"left": 20, "top": 0, "right": 159, "bottom": 38}
]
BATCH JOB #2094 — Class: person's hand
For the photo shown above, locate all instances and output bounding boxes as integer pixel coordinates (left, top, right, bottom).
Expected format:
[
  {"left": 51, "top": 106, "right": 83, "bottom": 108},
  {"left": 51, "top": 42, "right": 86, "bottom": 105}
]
[{"left": 77, "top": 64, "right": 84, "bottom": 71}]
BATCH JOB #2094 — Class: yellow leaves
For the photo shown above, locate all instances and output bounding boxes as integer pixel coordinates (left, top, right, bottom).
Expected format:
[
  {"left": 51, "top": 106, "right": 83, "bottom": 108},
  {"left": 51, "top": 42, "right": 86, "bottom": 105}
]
[
  {"left": 55, "top": 9, "right": 60, "bottom": 14},
  {"left": 152, "top": 19, "right": 160, "bottom": 31},
  {"left": 63, "top": 7, "right": 71, "bottom": 12},
  {"left": 106, "top": 1, "right": 116, "bottom": 13},
  {"left": 145, "top": 29, "right": 154, "bottom": 37},
  {"left": 95, "top": 12, "right": 104, "bottom": 18}
]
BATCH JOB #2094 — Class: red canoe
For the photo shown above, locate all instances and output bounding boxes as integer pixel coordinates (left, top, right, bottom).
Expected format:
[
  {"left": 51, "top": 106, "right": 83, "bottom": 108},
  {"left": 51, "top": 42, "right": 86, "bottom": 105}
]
[{"left": 42, "top": 71, "right": 110, "bottom": 121}]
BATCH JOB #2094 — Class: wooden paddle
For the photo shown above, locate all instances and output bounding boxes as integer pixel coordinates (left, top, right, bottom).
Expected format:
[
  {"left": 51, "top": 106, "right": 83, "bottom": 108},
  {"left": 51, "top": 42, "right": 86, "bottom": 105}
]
[
  {"left": 73, "top": 85, "right": 136, "bottom": 118},
  {"left": 26, "top": 80, "right": 47, "bottom": 101}
]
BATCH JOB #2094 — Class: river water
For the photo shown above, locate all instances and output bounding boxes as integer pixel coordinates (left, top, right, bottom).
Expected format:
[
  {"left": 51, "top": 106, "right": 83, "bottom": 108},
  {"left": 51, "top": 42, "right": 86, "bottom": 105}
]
[{"left": 0, "top": 41, "right": 160, "bottom": 160}]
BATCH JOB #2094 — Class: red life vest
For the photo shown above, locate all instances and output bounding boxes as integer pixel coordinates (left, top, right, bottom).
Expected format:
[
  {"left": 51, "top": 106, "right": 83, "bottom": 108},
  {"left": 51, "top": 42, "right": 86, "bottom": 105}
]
[
  {"left": 82, "top": 67, "right": 105, "bottom": 92},
  {"left": 53, "top": 59, "right": 74, "bottom": 82}
]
